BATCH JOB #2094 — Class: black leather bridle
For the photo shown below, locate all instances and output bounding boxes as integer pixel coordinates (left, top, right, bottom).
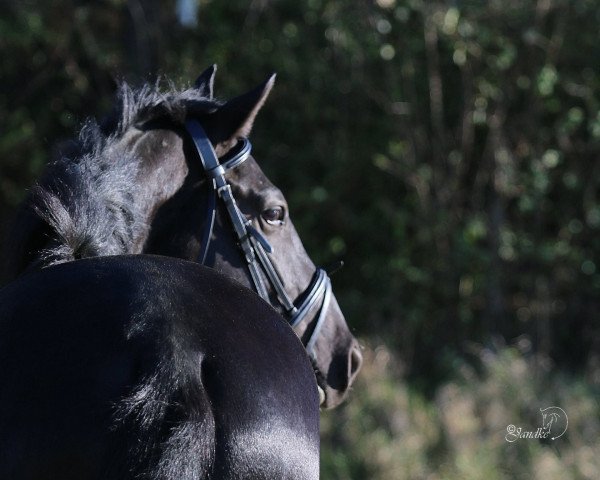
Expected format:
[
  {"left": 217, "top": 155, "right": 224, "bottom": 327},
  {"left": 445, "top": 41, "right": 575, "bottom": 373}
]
[{"left": 185, "top": 119, "right": 332, "bottom": 359}]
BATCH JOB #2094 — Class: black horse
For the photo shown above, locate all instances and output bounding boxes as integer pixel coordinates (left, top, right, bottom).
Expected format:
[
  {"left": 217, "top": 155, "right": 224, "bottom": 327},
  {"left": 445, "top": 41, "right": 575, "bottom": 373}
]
[
  {"left": 4, "top": 66, "right": 362, "bottom": 408},
  {"left": 0, "top": 255, "right": 320, "bottom": 479},
  {"left": 1, "top": 68, "right": 362, "bottom": 477}
]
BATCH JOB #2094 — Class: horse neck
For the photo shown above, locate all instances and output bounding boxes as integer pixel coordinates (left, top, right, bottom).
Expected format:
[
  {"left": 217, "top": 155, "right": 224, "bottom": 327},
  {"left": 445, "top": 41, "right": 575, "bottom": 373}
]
[
  {"left": 142, "top": 169, "right": 211, "bottom": 262},
  {"left": 4, "top": 129, "right": 189, "bottom": 277},
  {"left": 91, "top": 126, "right": 192, "bottom": 257}
]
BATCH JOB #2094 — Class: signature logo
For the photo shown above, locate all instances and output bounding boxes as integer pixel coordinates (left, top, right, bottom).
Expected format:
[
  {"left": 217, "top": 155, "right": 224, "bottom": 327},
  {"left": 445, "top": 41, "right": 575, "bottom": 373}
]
[{"left": 505, "top": 406, "right": 568, "bottom": 442}]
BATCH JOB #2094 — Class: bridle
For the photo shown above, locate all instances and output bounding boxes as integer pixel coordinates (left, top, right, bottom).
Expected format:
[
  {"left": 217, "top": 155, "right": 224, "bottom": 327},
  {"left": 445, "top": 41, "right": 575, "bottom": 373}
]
[{"left": 185, "top": 119, "right": 332, "bottom": 358}]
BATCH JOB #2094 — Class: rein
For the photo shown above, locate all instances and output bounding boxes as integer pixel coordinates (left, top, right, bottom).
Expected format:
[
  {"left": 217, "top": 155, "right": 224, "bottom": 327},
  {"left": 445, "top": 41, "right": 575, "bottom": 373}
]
[{"left": 185, "top": 119, "right": 332, "bottom": 359}]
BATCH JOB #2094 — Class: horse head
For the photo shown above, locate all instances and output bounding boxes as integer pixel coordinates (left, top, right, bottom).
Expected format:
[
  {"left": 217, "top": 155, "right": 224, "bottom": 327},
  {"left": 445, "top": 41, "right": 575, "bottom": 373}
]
[{"left": 6, "top": 66, "right": 362, "bottom": 408}]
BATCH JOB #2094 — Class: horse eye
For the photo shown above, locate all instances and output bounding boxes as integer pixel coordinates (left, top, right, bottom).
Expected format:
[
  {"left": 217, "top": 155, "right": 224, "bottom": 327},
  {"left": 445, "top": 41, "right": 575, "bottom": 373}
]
[{"left": 262, "top": 207, "right": 285, "bottom": 225}]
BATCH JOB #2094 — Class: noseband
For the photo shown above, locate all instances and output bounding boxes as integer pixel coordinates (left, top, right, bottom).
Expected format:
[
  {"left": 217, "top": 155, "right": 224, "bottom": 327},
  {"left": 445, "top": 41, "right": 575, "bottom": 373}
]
[{"left": 185, "top": 119, "right": 332, "bottom": 359}]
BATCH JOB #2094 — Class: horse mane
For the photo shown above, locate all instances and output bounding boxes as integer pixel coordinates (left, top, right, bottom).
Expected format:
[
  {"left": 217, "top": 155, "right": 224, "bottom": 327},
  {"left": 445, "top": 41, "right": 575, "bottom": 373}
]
[{"left": 18, "top": 82, "right": 217, "bottom": 270}]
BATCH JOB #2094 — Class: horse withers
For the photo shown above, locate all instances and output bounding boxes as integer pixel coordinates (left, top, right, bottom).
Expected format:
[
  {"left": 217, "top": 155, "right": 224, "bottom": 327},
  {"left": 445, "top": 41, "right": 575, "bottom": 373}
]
[
  {"left": 0, "top": 255, "right": 320, "bottom": 479},
  {"left": 4, "top": 66, "right": 362, "bottom": 408}
]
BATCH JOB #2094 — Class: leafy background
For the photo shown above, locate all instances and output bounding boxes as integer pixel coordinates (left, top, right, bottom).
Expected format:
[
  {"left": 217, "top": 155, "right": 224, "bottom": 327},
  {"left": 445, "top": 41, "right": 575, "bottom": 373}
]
[{"left": 1, "top": 0, "right": 599, "bottom": 478}]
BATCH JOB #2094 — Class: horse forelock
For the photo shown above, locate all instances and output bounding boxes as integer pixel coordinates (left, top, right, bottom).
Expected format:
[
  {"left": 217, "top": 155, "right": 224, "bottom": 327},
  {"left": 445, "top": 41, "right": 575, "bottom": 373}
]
[{"left": 25, "top": 82, "right": 219, "bottom": 269}]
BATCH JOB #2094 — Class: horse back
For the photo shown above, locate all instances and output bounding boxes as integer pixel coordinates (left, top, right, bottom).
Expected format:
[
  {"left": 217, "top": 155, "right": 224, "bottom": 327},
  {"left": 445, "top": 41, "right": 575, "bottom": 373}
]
[{"left": 0, "top": 255, "right": 319, "bottom": 479}]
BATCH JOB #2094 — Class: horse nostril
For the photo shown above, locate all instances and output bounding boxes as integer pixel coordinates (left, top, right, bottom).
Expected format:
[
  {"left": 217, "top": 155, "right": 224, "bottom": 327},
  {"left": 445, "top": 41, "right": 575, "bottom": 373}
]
[{"left": 349, "top": 342, "right": 363, "bottom": 380}]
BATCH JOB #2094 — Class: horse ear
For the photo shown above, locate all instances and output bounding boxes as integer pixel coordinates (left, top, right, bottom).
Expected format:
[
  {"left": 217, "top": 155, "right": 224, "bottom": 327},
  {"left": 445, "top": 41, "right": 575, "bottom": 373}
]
[
  {"left": 194, "top": 64, "right": 217, "bottom": 99},
  {"left": 210, "top": 74, "right": 276, "bottom": 153}
]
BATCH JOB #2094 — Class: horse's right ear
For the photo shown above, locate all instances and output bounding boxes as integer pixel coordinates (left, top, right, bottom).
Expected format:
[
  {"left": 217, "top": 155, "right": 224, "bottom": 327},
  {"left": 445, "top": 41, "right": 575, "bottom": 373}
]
[{"left": 194, "top": 64, "right": 217, "bottom": 99}]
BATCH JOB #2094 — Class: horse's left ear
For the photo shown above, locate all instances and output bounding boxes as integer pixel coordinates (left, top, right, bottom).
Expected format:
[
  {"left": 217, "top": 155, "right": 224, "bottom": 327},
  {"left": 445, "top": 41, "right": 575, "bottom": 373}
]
[
  {"left": 194, "top": 64, "right": 217, "bottom": 99},
  {"left": 209, "top": 74, "right": 276, "bottom": 154}
]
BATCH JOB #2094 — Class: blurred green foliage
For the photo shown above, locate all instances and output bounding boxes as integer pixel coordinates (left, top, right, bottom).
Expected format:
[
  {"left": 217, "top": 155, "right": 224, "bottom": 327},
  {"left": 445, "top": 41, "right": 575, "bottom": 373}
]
[
  {"left": 322, "top": 343, "right": 600, "bottom": 479},
  {"left": 1, "top": 1, "right": 599, "bottom": 477}
]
